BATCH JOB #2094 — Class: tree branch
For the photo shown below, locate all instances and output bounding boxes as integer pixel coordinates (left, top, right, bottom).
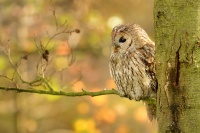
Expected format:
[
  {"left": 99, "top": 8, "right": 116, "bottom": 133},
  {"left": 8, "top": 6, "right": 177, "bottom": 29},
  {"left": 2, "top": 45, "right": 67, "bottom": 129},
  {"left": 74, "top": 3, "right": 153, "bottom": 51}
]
[
  {"left": 0, "top": 87, "right": 119, "bottom": 97},
  {"left": 0, "top": 87, "right": 156, "bottom": 104}
]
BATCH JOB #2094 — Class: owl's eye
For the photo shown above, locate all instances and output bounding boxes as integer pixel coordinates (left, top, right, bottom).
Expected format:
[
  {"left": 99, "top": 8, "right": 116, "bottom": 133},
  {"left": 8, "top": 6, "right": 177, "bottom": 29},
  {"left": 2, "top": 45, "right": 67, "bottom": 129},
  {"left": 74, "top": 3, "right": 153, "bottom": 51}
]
[{"left": 119, "top": 37, "right": 126, "bottom": 43}]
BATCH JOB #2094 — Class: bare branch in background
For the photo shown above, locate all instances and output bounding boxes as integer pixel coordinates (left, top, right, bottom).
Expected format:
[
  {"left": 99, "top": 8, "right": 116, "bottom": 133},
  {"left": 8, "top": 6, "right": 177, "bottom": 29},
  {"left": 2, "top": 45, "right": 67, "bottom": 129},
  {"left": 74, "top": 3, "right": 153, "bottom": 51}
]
[{"left": 0, "top": 7, "right": 83, "bottom": 94}]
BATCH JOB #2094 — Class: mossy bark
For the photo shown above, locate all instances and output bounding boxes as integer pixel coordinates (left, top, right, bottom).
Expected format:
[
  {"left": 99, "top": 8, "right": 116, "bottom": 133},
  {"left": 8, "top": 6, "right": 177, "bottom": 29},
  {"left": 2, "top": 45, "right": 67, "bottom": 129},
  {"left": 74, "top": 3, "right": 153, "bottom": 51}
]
[{"left": 154, "top": 1, "right": 200, "bottom": 133}]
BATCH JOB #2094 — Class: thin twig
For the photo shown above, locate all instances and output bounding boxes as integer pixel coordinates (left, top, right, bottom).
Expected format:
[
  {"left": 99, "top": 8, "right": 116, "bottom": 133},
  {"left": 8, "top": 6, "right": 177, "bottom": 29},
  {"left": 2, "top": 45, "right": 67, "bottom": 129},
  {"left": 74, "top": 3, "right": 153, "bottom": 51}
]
[
  {"left": 44, "top": 30, "right": 74, "bottom": 48},
  {"left": 0, "top": 75, "right": 18, "bottom": 88},
  {"left": 52, "top": 9, "right": 58, "bottom": 30}
]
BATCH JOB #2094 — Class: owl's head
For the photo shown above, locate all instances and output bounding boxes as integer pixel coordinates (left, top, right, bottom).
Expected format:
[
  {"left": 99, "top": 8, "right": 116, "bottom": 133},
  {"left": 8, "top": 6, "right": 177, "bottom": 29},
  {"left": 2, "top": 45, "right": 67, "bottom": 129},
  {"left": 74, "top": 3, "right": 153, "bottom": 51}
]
[{"left": 111, "top": 23, "right": 153, "bottom": 53}]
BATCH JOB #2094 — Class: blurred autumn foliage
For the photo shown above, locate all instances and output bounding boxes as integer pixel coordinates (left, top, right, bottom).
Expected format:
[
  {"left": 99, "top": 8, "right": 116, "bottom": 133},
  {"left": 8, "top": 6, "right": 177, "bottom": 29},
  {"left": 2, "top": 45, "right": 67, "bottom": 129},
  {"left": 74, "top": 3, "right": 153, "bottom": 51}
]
[{"left": 0, "top": 0, "right": 157, "bottom": 133}]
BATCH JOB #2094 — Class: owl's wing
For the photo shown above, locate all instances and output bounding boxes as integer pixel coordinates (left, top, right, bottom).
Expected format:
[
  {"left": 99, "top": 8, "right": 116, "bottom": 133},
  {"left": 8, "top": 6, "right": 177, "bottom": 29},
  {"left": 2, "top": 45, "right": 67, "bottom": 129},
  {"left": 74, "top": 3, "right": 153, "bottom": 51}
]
[{"left": 138, "top": 43, "right": 157, "bottom": 93}]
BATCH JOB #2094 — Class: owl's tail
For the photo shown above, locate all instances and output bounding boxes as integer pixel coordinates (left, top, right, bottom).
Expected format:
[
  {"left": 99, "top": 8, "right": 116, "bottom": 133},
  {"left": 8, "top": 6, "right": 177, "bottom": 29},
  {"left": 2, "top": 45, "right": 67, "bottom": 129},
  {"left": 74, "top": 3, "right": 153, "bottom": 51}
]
[{"left": 144, "top": 101, "right": 156, "bottom": 122}]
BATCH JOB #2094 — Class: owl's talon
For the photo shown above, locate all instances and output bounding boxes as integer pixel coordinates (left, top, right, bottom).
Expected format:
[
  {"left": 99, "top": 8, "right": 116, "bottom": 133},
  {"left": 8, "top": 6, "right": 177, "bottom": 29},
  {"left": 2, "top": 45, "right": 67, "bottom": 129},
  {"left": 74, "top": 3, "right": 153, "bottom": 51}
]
[
  {"left": 134, "top": 97, "right": 141, "bottom": 101},
  {"left": 117, "top": 90, "right": 126, "bottom": 97},
  {"left": 128, "top": 97, "right": 133, "bottom": 100}
]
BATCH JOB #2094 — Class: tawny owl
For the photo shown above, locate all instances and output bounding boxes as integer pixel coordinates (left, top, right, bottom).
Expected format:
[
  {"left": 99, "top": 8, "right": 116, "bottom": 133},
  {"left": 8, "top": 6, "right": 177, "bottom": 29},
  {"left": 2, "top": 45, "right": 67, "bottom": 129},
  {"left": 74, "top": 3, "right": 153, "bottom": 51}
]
[{"left": 109, "top": 23, "right": 157, "bottom": 121}]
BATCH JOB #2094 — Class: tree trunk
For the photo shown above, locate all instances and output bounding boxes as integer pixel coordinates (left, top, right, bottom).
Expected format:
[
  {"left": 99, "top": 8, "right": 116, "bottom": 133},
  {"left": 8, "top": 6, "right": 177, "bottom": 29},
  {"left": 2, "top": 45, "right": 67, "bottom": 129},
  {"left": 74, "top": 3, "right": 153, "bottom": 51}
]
[{"left": 154, "top": 1, "right": 200, "bottom": 133}]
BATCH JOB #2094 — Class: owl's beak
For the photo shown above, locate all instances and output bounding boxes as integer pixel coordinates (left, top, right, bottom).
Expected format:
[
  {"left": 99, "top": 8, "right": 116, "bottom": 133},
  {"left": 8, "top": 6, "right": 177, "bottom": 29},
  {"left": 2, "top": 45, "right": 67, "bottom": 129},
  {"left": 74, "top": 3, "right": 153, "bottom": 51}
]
[{"left": 114, "top": 45, "right": 120, "bottom": 52}]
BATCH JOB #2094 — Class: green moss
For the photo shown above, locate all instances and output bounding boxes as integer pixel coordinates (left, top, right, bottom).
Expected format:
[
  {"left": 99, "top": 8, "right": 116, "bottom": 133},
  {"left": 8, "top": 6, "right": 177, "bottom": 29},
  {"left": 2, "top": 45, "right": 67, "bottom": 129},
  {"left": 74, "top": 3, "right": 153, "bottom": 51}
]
[{"left": 154, "top": 0, "right": 200, "bottom": 132}]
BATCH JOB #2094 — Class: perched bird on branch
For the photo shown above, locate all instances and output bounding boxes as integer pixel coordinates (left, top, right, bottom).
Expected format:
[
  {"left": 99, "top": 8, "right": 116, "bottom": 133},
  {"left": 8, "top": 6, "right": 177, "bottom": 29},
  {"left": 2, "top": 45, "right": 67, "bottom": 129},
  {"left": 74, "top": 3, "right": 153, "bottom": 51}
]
[{"left": 109, "top": 23, "right": 157, "bottom": 121}]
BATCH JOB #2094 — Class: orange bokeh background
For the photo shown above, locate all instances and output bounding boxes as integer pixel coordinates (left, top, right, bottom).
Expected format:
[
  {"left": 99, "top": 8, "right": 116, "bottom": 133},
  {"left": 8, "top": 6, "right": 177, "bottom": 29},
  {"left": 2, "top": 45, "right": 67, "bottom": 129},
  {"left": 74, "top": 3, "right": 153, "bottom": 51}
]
[{"left": 0, "top": 1, "right": 157, "bottom": 133}]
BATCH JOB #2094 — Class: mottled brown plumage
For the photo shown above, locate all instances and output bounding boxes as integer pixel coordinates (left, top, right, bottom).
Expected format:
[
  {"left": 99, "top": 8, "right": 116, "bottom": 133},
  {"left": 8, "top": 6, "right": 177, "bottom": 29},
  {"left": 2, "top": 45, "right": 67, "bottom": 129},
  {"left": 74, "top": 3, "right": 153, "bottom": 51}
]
[{"left": 109, "top": 23, "right": 157, "bottom": 121}]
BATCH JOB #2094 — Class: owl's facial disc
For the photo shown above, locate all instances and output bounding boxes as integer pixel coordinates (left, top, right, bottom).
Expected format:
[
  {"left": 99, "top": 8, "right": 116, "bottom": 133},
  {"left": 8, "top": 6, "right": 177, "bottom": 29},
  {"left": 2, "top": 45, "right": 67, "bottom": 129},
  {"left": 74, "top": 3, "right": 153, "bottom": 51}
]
[
  {"left": 114, "top": 36, "right": 127, "bottom": 52},
  {"left": 117, "top": 34, "right": 132, "bottom": 50}
]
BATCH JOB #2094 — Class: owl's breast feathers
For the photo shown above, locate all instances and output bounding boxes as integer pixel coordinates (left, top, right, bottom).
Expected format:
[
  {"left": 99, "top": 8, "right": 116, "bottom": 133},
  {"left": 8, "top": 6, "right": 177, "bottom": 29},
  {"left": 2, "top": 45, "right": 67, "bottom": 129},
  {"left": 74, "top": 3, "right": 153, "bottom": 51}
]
[{"left": 109, "top": 43, "right": 157, "bottom": 100}]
